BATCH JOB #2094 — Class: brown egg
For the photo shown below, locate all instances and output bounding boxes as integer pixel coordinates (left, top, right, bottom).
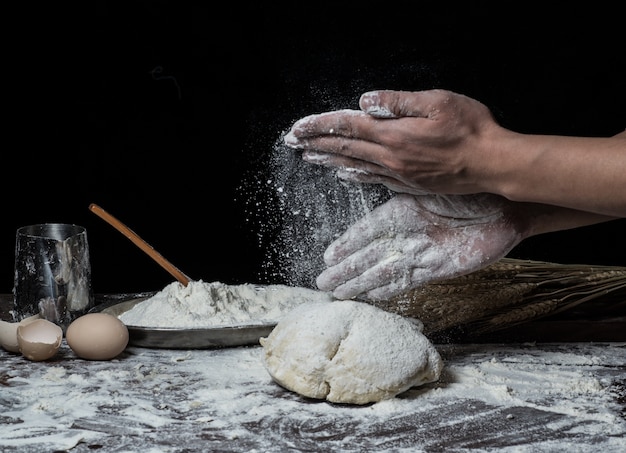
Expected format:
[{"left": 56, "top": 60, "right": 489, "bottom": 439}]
[
  {"left": 66, "top": 313, "right": 129, "bottom": 360},
  {"left": 17, "top": 319, "right": 63, "bottom": 361}
]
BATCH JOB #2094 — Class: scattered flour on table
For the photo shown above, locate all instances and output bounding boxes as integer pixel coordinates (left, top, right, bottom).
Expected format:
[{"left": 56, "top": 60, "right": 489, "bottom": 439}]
[
  {"left": 118, "top": 280, "right": 334, "bottom": 328},
  {"left": 2, "top": 343, "right": 625, "bottom": 451}
]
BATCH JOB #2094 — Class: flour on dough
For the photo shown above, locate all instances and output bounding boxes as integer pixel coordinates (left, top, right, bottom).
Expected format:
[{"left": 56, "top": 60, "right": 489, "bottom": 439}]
[{"left": 260, "top": 300, "right": 443, "bottom": 405}]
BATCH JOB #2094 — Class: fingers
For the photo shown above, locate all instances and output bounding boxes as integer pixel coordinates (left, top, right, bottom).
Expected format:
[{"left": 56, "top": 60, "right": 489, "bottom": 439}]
[
  {"left": 284, "top": 88, "right": 465, "bottom": 150},
  {"left": 321, "top": 211, "right": 390, "bottom": 267},
  {"left": 302, "top": 150, "right": 395, "bottom": 180},
  {"left": 284, "top": 111, "right": 395, "bottom": 168},
  {"left": 317, "top": 237, "right": 431, "bottom": 299},
  {"left": 284, "top": 107, "right": 423, "bottom": 148},
  {"left": 321, "top": 194, "right": 427, "bottom": 268},
  {"left": 284, "top": 109, "right": 375, "bottom": 144},
  {"left": 360, "top": 270, "right": 426, "bottom": 301},
  {"left": 359, "top": 89, "right": 458, "bottom": 119},
  {"left": 283, "top": 91, "right": 453, "bottom": 174},
  {"left": 362, "top": 265, "right": 442, "bottom": 301},
  {"left": 297, "top": 135, "right": 387, "bottom": 162},
  {"left": 316, "top": 237, "right": 400, "bottom": 295},
  {"left": 320, "top": 238, "right": 443, "bottom": 301}
]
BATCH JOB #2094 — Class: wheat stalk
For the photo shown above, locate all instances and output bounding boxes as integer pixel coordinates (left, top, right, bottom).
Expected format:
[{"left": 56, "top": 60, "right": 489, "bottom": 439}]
[{"left": 377, "top": 258, "right": 626, "bottom": 339}]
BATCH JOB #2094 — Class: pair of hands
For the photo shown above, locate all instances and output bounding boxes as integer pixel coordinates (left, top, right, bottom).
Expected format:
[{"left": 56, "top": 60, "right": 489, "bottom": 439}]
[{"left": 284, "top": 90, "right": 526, "bottom": 301}]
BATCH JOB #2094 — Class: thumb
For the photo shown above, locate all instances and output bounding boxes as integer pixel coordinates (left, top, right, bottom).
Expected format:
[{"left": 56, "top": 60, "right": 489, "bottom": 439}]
[{"left": 359, "top": 90, "right": 398, "bottom": 118}]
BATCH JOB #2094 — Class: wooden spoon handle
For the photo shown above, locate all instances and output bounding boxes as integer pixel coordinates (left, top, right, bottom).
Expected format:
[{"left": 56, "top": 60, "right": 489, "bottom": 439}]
[{"left": 89, "top": 203, "right": 190, "bottom": 286}]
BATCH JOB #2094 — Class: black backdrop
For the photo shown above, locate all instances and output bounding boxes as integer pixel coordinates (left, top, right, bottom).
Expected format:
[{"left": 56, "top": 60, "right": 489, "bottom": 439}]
[{"left": 2, "top": 2, "right": 624, "bottom": 295}]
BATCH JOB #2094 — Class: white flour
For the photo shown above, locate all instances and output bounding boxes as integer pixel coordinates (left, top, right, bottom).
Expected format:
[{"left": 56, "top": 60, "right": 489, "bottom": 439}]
[
  {"left": 118, "top": 280, "right": 334, "bottom": 328},
  {"left": 236, "top": 134, "right": 393, "bottom": 289},
  {"left": 2, "top": 342, "right": 624, "bottom": 451}
]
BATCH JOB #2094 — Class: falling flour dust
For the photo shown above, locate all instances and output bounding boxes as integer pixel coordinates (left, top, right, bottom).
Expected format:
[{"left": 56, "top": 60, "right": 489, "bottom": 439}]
[{"left": 237, "top": 134, "right": 392, "bottom": 289}]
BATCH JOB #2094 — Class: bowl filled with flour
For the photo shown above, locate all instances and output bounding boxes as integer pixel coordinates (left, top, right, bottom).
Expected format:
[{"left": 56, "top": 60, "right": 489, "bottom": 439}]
[{"left": 99, "top": 280, "right": 334, "bottom": 348}]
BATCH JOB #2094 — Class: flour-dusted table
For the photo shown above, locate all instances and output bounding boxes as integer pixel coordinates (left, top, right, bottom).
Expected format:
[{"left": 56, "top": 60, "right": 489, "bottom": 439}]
[{"left": 1, "top": 294, "right": 625, "bottom": 452}]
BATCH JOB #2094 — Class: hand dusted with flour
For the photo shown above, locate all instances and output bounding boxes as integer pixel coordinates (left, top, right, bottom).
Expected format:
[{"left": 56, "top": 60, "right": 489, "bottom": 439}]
[
  {"left": 284, "top": 89, "right": 626, "bottom": 217},
  {"left": 316, "top": 193, "right": 524, "bottom": 301}
]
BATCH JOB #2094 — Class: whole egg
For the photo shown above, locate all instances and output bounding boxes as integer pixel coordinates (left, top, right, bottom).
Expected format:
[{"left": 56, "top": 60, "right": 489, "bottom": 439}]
[{"left": 66, "top": 313, "right": 129, "bottom": 360}]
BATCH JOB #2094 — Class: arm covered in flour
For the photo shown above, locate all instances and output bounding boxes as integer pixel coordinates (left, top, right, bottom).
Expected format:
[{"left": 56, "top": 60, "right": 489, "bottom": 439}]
[
  {"left": 316, "top": 193, "right": 617, "bottom": 301},
  {"left": 284, "top": 89, "right": 626, "bottom": 218}
]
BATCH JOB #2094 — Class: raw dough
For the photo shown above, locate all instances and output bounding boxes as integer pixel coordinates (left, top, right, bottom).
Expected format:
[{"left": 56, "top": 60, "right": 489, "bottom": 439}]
[{"left": 260, "top": 300, "right": 443, "bottom": 405}]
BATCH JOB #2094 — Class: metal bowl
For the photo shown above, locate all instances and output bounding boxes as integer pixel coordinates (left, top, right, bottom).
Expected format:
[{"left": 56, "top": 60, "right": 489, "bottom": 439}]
[{"left": 94, "top": 297, "right": 276, "bottom": 349}]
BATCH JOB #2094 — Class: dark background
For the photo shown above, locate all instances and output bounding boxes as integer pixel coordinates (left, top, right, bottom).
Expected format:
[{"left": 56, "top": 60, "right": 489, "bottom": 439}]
[{"left": 2, "top": 2, "right": 624, "bottom": 295}]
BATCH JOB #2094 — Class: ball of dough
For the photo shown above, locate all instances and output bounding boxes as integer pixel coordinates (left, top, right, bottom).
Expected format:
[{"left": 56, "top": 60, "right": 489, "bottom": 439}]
[{"left": 260, "top": 300, "right": 443, "bottom": 405}]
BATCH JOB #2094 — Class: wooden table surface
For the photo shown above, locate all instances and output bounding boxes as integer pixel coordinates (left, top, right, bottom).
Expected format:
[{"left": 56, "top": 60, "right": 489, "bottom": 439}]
[{"left": 1, "top": 294, "right": 625, "bottom": 452}]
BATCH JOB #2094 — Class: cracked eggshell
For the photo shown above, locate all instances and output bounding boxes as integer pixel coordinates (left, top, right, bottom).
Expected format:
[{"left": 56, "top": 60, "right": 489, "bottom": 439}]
[
  {"left": 17, "top": 319, "right": 63, "bottom": 361},
  {"left": 0, "top": 315, "right": 43, "bottom": 353},
  {"left": 66, "top": 313, "right": 129, "bottom": 360}
]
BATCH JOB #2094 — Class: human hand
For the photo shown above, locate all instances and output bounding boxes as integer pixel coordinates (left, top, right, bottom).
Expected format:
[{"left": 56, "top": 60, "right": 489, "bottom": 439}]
[
  {"left": 317, "top": 193, "right": 525, "bottom": 301},
  {"left": 284, "top": 89, "right": 506, "bottom": 196}
]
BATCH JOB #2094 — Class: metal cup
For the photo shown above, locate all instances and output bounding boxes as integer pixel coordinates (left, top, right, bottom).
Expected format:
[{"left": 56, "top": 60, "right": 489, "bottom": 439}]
[{"left": 12, "top": 223, "right": 94, "bottom": 331}]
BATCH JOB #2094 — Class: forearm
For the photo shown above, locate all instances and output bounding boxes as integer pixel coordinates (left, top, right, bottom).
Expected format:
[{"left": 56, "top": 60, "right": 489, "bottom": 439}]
[
  {"left": 510, "top": 202, "right": 618, "bottom": 239},
  {"left": 482, "top": 129, "right": 626, "bottom": 217}
]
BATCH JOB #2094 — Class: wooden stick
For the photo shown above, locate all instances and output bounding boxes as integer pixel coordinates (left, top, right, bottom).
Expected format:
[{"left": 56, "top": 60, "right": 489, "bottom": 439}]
[{"left": 89, "top": 203, "right": 190, "bottom": 286}]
